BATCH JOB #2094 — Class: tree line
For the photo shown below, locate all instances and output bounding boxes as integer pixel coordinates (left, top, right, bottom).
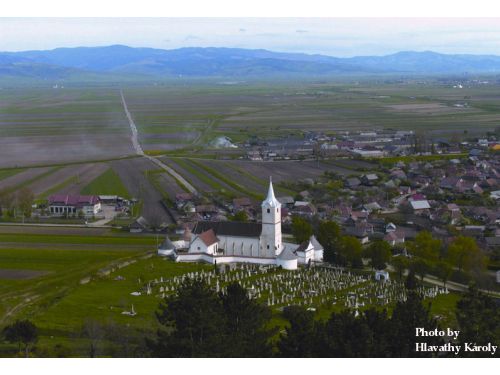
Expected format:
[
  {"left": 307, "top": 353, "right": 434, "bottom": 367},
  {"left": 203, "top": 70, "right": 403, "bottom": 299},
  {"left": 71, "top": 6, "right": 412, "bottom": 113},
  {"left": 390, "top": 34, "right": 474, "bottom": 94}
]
[
  {"left": 291, "top": 217, "right": 490, "bottom": 288},
  {"left": 3, "top": 276, "right": 498, "bottom": 357},
  {"left": 146, "top": 275, "right": 499, "bottom": 357}
]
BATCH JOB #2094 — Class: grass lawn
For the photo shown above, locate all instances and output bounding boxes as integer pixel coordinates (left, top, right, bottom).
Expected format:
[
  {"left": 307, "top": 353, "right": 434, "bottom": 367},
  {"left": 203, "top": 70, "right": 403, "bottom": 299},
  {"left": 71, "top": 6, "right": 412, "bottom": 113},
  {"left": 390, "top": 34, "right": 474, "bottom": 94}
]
[
  {"left": 0, "top": 245, "right": 149, "bottom": 327},
  {"left": 0, "top": 248, "right": 466, "bottom": 357},
  {"left": 81, "top": 168, "right": 130, "bottom": 199},
  {"left": 427, "top": 291, "right": 461, "bottom": 329},
  {"left": 1, "top": 255, "right": 209, "bottom": 356}
]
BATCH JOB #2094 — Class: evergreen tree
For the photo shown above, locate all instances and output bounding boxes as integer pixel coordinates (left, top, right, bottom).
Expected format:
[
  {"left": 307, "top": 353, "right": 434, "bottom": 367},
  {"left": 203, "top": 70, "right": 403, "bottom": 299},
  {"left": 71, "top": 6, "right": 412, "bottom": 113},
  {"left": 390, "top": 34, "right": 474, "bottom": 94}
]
[
  {"left": 455, "top": 284, "right": 500, "bottom": 357},
  {"left": 278, "top": 306, "right": 316, "bottom": 357},
  {"left": 220, "top": 283, "right": 274, "bottom": 357},
  {"left": 148, "top": 278, "right": 226, "bottom": 357},
  {"left": 388, "top": 291, "right": 443, "bottom": 357},
  {"left": 148, "top": 280, "right": 274, "bottom": 357},
  {"left": 318, "top": 310, "right": 374, "bottom": 357}
]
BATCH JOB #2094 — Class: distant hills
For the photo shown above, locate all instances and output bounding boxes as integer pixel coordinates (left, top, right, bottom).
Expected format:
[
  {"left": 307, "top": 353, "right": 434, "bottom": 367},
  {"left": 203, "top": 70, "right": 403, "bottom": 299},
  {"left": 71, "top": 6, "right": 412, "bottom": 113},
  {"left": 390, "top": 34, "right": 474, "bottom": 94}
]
[{"left": 2, "top": 45, "right": 500, "bottom": 81}]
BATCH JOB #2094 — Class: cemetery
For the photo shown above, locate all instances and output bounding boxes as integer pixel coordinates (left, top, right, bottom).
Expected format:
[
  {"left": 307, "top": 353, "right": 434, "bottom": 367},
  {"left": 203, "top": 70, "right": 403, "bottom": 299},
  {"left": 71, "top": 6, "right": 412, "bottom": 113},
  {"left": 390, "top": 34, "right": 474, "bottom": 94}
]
[{"left": 128, "top": 263, "right": 450, "bottom": 316}]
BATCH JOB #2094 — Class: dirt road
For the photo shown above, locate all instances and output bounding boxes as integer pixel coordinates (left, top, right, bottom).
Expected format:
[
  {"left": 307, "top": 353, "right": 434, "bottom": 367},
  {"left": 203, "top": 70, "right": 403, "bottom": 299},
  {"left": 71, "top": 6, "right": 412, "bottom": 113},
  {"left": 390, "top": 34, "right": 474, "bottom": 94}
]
[{"left": 120, "top": 90, "right": 197, "bottom": 195}]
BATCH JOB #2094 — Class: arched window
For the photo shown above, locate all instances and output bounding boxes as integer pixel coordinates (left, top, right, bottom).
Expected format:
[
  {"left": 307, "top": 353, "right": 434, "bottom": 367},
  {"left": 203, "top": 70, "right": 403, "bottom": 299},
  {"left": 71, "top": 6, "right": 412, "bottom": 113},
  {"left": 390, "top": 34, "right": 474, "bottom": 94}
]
[{"left": 267, "top": 208, "right": 270, "bottom": 213}]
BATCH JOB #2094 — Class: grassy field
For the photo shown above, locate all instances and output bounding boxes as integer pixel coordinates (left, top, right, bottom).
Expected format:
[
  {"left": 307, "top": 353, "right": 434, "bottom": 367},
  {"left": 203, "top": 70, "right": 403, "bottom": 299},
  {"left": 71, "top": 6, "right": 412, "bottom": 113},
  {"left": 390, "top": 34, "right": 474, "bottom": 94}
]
[
  {"left": 81, "top": 168, "right": 130, "bottom": 199},
  {"left": 0, "top": 229, "right": 465, "bottom": 357},
  {"left": 0, "top": 233, "right": 157, "bottom": 246},
  {"left": 0, "top": 169, "right": 24, "bottom": 182}
]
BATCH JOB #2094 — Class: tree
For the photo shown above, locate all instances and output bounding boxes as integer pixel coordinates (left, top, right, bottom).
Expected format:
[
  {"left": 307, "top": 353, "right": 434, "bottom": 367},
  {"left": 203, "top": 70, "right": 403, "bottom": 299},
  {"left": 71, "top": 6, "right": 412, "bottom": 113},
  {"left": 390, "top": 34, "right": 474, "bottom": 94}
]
[
  {"left": 278, "top": 306, "right": 317, "bottom": 357},
  {"left": 435, "top": 261, "right": 453, "bottom": 288},
  {"left": 455, "top": 284, "right": 500, "bottom": 357},
  {"left": 405, "top": 268, "right": 419, "bottom": 291},
  {"left": 408, "top": 231, "right": 442, "bottom": 262},
  {"left": 2, "top": 319, "right": 38, "bottom": 357},
  {"left": 318, "top": 310, "right": 374, "bottom": 357},
  {"left": 317, "top": 220, "right": 341, "bottom": 264},
  {"left": 361, "top": 308, "right": 392, "bottom": 357},
  {"left": 148, "top": 279, "right": 274, "bottom": 358},
  {"left": 410, "top": 258, "right": 430, "bottom": 282},
  {"left": 388, "top": 292, "right": 443, "bottom": 357},
  {"left": 80, "top": 319, "right": 104, "bottom": 358},
  {"left": 291, "top": 216, "right": 313, "bottom": 244},
  {"left": 390, "top": 255, "right": 409, "bottom": 281},
  {"left": 364, "top": 240, "right": 392, "bottom": 270},
  {"left": 16, "top": 187, "right": 35, "bottom": 219},
  {"left": 148, "top": 278, "right": 226, "bottom": 357},
  {"left": 219, "top": 283, "right": 274, "bottom": 357},
  {"left": 0, "top": 189, "right": 11, "bottom": 217},
  {"left": 447, "top": 236, "right": 486, "bottom": 273},
  {"left": 230, "top": 210, "right": 248, "bottom": 222},
  {"left": 338, "top": 235, "right": 363, "bottom": 268}
]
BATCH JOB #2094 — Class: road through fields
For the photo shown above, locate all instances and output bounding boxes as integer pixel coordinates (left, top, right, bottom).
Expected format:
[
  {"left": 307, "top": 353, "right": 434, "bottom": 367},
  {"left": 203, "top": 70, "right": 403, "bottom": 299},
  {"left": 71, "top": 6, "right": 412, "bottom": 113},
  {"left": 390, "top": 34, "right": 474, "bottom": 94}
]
[{"left": 120, "top": 90, "right": 197, "bottom": 195}]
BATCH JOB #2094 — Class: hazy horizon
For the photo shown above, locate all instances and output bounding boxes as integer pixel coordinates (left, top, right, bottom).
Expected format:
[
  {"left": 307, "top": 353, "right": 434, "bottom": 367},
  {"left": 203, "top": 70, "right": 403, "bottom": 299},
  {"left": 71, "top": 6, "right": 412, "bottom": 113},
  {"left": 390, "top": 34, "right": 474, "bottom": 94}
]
[{"left": 2, "top": 18, "right": 500, "bottom": 57}]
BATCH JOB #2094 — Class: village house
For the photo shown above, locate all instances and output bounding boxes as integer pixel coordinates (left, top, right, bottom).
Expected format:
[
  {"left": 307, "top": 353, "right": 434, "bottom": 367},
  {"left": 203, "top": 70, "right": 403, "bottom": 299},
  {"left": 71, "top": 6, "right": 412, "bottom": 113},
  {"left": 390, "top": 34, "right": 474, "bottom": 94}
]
[{"left": 48, "top": 194, "right": 101, "bottom": 217}]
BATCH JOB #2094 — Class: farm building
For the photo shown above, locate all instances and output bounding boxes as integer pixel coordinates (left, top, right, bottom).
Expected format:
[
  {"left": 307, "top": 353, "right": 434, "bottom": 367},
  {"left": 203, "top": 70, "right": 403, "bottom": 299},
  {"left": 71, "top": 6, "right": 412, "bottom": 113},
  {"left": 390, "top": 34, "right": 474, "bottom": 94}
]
[{"left": 48, "top": 194, "right": 101, "bottom": 217}]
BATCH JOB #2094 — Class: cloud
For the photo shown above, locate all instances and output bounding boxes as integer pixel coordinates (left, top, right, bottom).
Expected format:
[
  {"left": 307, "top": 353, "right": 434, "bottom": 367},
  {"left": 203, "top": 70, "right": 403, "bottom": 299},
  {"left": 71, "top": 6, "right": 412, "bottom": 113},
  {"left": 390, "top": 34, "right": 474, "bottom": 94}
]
[{"left": 296, "top": 29, "right": 308, "bottom": 33}]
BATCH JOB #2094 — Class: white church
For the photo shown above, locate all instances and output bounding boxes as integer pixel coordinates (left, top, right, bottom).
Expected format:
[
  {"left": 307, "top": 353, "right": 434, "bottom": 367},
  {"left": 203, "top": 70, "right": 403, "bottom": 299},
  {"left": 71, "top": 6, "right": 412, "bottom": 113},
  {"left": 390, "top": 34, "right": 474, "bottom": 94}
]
[{"left": 159, "top": 178, "right": 324, "bottom": 270}]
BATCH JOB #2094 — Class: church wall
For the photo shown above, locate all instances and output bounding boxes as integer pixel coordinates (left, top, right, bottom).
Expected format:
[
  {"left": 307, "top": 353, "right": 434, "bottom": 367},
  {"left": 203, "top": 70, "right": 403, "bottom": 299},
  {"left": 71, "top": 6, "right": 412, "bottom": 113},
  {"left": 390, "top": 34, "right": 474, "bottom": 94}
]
[
  {"left": 296, "top": 249, "right": 315, "bottom": 265},
  {"left": 218, "top": 235, "right": 260, "bottom": 257},
  {"left": 314, "top": 249, "right": 324, "bottom": 262},
  {"left": 189, "top": 237, "right": 209, "bottom": 254},
  {"left": 176, "top": 253, "right": 277, "bottom": 265}
]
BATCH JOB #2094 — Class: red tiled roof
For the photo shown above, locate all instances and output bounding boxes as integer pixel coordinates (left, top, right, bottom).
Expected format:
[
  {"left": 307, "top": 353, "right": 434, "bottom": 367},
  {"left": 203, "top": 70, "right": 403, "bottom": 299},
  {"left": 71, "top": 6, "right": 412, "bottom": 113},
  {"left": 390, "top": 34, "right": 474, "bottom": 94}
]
[
  {"left": 197, "top": 229, "right": 219, "bottom": 246},
  {"left": 48, "top": 194, "right": 99, "bottom": 206}
]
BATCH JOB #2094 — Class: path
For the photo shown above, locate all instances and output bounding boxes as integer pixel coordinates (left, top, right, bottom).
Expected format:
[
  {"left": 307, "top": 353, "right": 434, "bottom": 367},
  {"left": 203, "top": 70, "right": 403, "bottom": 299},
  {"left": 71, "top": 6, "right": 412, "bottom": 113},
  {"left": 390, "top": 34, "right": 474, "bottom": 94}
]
[{"left": 120, "top": 90, "right": 198, "bottom": 195}]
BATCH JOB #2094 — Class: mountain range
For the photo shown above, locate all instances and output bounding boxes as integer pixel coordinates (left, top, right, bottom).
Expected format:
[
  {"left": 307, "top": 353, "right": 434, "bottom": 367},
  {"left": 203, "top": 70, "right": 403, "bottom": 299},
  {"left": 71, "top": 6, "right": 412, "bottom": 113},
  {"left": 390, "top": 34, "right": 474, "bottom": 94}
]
[{"left": 2, "top": 45, "right": 500, "bottom": 81}]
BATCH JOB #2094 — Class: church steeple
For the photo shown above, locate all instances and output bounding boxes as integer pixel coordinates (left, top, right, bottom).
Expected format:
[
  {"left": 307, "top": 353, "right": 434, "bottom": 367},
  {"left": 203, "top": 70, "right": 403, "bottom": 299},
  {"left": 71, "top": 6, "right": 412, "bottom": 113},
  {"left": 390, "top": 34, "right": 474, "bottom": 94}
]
[
  {"left": 262, "top": 177, "right": 280, "bottom": 208},
  {"left": 260, "top": 176, "right": 282, "bottom": 257}
]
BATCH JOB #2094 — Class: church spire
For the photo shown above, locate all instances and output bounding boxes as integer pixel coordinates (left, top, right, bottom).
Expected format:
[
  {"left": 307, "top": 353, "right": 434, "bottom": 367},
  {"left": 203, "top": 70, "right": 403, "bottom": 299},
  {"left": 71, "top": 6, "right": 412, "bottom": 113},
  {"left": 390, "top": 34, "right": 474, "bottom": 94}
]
[{"left": 262, "top": 176, "right": 280, "bottom": 208}]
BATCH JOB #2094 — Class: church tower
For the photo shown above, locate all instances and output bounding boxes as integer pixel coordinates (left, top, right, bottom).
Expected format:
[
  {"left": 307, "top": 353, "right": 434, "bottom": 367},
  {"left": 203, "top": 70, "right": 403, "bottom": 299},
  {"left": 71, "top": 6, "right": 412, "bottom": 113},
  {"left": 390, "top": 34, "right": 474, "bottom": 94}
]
[{"left": 260, "top": 177, "right": 282, "bottom": 258}]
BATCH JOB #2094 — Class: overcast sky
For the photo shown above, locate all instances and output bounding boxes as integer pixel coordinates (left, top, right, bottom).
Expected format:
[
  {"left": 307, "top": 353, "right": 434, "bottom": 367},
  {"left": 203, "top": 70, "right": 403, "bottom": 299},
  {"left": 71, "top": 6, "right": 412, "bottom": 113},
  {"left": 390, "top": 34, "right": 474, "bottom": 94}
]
[{"left": 2, "top": 18, "right": 500, "bottom": 57}]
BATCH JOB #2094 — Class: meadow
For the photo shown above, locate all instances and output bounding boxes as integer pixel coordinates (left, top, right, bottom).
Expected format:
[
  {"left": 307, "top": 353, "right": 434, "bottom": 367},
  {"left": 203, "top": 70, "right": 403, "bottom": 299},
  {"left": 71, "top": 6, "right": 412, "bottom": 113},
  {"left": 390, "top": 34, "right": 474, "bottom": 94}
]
[
  {"left": 0, "top": 242, "right": 461, "bottom": 357},
  {"left": 81, "top": 167, "right": 131, "bottom": 199}
]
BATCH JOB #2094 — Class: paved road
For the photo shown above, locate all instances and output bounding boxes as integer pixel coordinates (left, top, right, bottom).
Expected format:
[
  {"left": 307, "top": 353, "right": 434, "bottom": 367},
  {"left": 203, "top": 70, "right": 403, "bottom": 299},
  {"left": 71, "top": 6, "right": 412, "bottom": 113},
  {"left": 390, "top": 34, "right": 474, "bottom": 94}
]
[{"left": 120, "top": 90, "right": 198, "bottom": 195}]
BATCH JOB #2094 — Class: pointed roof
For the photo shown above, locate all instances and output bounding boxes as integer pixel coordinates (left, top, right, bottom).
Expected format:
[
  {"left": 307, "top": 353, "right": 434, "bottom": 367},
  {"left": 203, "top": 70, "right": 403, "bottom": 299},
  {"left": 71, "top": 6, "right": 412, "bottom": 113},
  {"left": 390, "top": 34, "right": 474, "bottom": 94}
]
[
  {"left": 262, "top": 177, "right": 281, "bottom": 208},
  {"left": 197, "top": 229, "right": 219, "bottom": 246}
]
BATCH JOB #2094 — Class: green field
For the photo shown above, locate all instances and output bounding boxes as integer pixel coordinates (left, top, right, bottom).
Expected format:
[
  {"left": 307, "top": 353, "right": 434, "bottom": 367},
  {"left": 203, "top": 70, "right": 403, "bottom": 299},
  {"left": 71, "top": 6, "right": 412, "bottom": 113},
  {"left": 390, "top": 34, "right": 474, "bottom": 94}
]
[
  {"left": 0, "top": 233, "right": 157, "bottom": 246},
  {"left": 81, "top": 168, "right": 130, "bottom": 198},
  {"left": 0, "top": 169, "right": 24, "bottom": 182},
  {"left": 0, "top": 230, "right": 464, "bottom": 357}
]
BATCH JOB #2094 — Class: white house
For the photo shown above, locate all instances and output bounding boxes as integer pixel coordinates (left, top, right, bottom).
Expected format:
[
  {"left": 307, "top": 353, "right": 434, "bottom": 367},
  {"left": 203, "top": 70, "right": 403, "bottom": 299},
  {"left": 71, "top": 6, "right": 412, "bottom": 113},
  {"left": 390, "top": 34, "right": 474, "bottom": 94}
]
[
  {"left": 166, "top": 178, "right": 323, "bottom": 269},
  {"left": 48, "top": 194, "right": 101, "bottom": 217}
]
